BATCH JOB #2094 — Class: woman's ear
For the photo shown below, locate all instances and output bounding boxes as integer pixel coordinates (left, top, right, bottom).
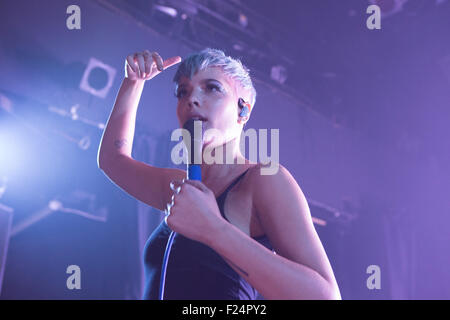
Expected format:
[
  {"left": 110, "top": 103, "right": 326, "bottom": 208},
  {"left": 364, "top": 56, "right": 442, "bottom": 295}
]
[
  {"left": 237, "top": 98, "right": 250, "bottom": 126},
  {"left": 238, "top": 98, "right": 252, "bottom": 117}
]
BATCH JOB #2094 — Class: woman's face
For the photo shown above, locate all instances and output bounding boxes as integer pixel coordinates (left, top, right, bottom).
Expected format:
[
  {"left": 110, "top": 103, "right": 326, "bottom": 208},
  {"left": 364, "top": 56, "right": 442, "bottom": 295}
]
[{"left": 175, "top": 66, "right": 250, "bottom": 148}]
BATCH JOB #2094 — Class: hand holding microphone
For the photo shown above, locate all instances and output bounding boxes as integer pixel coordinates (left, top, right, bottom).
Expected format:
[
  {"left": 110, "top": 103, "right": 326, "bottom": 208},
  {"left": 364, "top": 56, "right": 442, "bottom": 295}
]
[
  {"left": 165, "top": 177, "right": 225, "bottom": 246},
  {"left": 164, "top": 118, "right": 226, "bottom": 246}
]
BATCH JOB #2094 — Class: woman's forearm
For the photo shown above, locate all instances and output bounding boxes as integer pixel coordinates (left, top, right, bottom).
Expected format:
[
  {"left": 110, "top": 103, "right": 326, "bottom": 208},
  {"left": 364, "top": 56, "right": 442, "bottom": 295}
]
[
  {"left": 97, "top": 78, "right": 145, "bottom": 168},
  {"left": 209, "top": 222, "right": 341, "bottom": 300}
]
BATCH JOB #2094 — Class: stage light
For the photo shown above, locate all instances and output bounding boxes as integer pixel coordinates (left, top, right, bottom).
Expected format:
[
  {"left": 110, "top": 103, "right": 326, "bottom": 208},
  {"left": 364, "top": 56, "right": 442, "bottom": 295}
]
[
  {"left": 270, "top": 65, "right": 288, "bottom": 85},
  {"left": 79, "top": 57, "right": 116, "bottom": 99},
  {"left": 154, "top": 4, "right": 178, "bottom": 18},
  {"left": 70, "top": 104, "right": 79, "bottom": 120},
  {"left": 152, "top": 0, "right": 198, "bottom": 21},
  {"left": 48, "top": 200, "right": 63, "bottom": 211},
  {"left": 238, "top": 13, "right": 248, "bottom": 28}
]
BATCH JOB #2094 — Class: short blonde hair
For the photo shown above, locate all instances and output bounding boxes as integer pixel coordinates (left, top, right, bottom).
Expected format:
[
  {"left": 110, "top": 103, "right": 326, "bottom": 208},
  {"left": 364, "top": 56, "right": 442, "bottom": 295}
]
[{"left": 173, "top": 48, "right": 257, "bottom": 107}]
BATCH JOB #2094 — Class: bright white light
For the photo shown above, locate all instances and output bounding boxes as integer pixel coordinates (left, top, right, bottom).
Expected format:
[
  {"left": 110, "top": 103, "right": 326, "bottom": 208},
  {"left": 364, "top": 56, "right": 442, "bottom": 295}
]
[
  {"left": 0, "top": 128, "right": 26, "bottom": 179},
  {"left": 154, "top": 4, "right": 178, "bottom": 18},
  {"left": 48, "top": 200, "right": 63, "bottom": 211}
]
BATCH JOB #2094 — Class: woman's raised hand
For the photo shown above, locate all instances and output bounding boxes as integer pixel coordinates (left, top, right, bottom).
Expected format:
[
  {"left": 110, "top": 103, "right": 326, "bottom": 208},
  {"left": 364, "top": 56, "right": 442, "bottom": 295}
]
[{"left": 125, "top": 50, "right": 181, "bottom": 81}]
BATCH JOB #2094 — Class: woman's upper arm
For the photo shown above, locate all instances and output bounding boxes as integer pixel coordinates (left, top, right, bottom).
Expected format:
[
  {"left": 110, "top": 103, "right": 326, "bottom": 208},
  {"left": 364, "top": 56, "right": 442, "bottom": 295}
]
[
  {"left": 100, "top": 154, "right": 186, "bottom": 211},
  {"left": 251, "top": 164, "right": 338, "bottom": 285}
]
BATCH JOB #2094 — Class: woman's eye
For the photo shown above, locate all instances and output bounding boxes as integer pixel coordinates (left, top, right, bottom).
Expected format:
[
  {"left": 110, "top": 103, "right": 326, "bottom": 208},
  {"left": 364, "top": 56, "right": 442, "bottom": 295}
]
[
  {"left": 207, "top": 84, "right": 221, "bottom": 92},
  {"left": 175, "top": 89, "right": 186, "bottom": 98},
  {"left": 175, "top": 84, "right": 221, "bottom": 99}
]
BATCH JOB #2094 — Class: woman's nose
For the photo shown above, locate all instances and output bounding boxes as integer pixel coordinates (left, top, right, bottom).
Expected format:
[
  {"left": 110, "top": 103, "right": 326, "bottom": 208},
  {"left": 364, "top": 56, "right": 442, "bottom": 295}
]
[
  {"left": 187, "top": 88, "right": 201, "bottom": 108},
  {"left": 188, "top": 98, "right": 199, "bottom": 108}
]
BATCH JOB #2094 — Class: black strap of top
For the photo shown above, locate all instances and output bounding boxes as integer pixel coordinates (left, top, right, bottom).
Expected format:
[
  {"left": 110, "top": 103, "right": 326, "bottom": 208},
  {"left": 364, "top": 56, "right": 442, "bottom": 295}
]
[
  {"left": 216, "top": 168, "right": 251, "bottom": 221},
  {"left": 216, "top": 168, "right": 251, "bottom": 200}
]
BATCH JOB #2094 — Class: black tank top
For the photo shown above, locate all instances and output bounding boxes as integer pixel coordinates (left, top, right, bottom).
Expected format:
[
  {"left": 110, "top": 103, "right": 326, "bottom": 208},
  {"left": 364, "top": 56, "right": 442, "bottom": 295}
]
[{"left": 142, "top": 167, "right": 273, "bottom": 300}]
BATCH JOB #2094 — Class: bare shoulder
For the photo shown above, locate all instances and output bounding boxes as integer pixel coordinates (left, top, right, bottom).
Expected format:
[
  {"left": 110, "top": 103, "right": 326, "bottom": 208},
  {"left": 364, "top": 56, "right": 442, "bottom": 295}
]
[
  {"left": 247, "top": 162, "right": 310, "bottom": 223},
  {"left": 247, "top": 162, "right": 300, "bottom": 194}
]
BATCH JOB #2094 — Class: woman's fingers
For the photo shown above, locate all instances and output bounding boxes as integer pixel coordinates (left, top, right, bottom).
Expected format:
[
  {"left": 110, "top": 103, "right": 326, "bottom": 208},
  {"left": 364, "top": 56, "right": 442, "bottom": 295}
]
[
  {"left": 125, "top": 63, "right": 134, "bottom": 79},
  {"left": 169, "top": 179, "right": 209, "bottom": 197},
  {"left": 125, "top": 51, "right": 181, "bottom": 80},
  {"left": 166, "top": 190, "right": 177, "bottom": 217},
  {"left": 143, "top": 51, "right": 152, "bottom": 75},
  {"left": 163, "top": 56, "right": 182, "bottom": 70},
  {"left": 126, "top": 55, "right": 138, "bottom": 74},
  {"left": 170, "top": 180, "right": 183, "bottom": 194},
  {"left": 134, "top": 53, "right": 146, "bottom": 78},
  {"left": 151, "top": 52, "right": 164, "bottom": 71}
]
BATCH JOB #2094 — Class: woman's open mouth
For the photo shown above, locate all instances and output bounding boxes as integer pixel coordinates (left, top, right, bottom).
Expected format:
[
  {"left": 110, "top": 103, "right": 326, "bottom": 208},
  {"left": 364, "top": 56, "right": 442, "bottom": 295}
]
[{"left": 190, "top": 116, "right": 207, "bottom": 122}]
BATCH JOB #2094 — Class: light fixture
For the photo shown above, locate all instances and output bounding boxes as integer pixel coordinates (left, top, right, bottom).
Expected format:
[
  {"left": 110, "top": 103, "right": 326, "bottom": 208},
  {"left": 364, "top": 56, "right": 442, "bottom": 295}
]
[
  {"left": 238, "top": 13, "right": 248, "bottom": 28},
  {"left": 270, "top": 65, "right": 288, "bottom": 85},
  {"left": 154, "top": 4, "right": 178, "bottom": 18},
  {"left": 79, "top": 57, "right": 116, "bottom": 99}
]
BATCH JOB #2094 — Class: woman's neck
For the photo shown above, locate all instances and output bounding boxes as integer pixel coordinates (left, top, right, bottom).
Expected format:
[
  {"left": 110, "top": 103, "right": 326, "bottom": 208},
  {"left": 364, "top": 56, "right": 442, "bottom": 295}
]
[{"left": 198, "top": 138, "right": 254, "bottom": 189}]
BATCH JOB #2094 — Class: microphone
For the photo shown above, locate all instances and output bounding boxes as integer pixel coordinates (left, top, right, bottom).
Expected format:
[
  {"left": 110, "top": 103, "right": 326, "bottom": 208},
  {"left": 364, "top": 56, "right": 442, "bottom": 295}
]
[
  {"left": 182, "top": 118, "right": 204, "bottom": 181},
  {"left": 159, "top": 118, "right": 204, "bottom": 300}
]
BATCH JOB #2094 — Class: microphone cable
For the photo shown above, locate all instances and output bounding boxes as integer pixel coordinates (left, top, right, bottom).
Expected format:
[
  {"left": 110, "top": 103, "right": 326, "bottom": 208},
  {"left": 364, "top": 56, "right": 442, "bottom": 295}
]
[{"left": 158, "top": 229, "right": 176, "bottom": 300}]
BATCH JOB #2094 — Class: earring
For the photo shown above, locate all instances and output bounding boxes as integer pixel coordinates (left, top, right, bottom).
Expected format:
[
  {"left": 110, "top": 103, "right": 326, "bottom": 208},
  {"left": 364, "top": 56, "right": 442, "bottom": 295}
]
[{"left": 238, "top": 98, "right": 251, "bottom": 117}]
